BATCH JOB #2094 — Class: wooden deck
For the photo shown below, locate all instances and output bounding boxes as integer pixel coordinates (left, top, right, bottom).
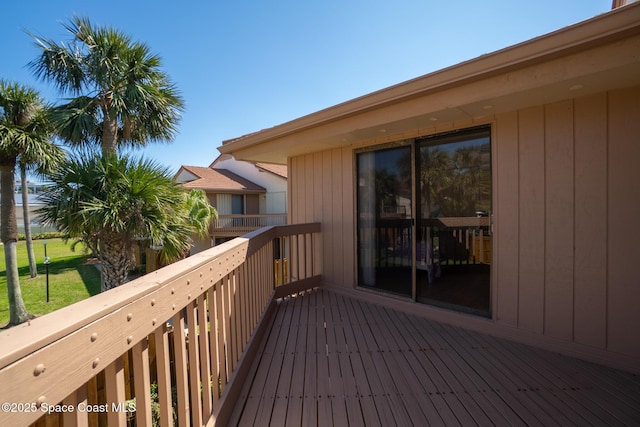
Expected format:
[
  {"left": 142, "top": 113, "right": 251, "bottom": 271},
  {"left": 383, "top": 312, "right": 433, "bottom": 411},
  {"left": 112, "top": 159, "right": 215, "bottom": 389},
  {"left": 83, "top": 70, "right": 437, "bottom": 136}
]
[{"left": 229, "top": 288, "right": 640, "bottom": 426}]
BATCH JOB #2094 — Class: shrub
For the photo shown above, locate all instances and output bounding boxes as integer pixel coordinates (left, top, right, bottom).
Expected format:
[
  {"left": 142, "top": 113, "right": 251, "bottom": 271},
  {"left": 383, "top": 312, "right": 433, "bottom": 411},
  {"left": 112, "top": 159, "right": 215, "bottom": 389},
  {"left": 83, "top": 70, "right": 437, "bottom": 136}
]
[{"left": 17, "top": 232, "right": 67, "bottom": 241}]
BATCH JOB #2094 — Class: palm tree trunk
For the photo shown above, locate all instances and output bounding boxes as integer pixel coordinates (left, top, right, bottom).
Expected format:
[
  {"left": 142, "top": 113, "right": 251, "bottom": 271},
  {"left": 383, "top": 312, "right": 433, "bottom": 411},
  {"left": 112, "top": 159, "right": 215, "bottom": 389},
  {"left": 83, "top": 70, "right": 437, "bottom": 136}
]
[
  {"left": 98, "top": 236, "right": 132, "bottom": 291},
  {"left": 101, "top": 115, "right": 118, "bottom": 155},
  {"left": 1, "top": 160, "right": 30, "bottom": 325},
  {"left": 20, "top": 165, "right": 37, "bottom": 278}
]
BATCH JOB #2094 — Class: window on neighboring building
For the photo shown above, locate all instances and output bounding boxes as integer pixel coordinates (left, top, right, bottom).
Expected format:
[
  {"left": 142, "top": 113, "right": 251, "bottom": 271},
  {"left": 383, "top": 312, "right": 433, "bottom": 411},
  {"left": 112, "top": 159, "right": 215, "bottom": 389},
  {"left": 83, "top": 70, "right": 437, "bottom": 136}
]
[{"left": 231, "top": 194, "right": 244, "bottom": 214}]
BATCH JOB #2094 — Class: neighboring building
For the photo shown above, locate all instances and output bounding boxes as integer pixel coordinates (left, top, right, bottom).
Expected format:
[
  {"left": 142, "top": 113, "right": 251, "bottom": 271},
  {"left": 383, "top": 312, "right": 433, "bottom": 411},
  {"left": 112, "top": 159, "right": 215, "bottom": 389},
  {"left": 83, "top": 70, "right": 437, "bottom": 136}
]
[
  {"left": 210, "top": 154, "right": 288, "bottom": 215},
  {"left": 2, "top": 182, "right": 56, "bottom": 235},
  {"left": 219, "top": 3, "right": 640, "bottom": 372},
  {"left": 175, "top": 155, "right": 287, "bottom": 253}
]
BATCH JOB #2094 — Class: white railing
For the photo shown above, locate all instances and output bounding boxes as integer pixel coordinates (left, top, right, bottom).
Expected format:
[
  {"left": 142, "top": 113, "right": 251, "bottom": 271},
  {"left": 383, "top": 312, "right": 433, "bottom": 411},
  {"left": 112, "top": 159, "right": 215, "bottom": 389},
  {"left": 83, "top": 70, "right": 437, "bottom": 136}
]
[{"left": 211, "top": 214, "right": 288, "bottom": 234}]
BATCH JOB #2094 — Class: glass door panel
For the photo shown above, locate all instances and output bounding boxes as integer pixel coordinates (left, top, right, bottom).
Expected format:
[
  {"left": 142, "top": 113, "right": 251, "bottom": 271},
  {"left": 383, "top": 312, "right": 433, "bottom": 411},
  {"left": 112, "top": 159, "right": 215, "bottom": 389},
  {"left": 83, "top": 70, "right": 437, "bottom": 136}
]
[
  {"left": 357, "top": 146, "right": 412, "bottom": 297},
  {"left": 416, "top": 128, "right": 492, "bottom": 316}
]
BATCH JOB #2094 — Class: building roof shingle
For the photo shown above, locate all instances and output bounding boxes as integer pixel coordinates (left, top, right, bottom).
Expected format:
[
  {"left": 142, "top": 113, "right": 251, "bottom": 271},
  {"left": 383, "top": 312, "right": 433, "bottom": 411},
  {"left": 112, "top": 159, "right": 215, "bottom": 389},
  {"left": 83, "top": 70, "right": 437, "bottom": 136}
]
[
  {"left": 177, "top": 165, "right": 266, "bottom": 193},
  {"left": 255, "top": 162, "right": 288, "bottom": 178}
]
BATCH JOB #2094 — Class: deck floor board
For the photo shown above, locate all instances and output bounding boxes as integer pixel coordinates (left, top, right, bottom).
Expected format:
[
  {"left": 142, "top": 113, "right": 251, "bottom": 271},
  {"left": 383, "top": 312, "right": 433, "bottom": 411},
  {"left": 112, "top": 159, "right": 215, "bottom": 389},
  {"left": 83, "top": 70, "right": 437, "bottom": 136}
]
[{"left": 229, "top": 288, "right": 640, "bottom": 426}]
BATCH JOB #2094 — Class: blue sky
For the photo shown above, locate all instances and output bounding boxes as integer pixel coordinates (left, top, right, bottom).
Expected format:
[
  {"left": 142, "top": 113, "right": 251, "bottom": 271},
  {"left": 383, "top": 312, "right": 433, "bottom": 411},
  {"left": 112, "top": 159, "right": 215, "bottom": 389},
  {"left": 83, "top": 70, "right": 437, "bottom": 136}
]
[{"left": 2, "top": 0, "right": 610, "bottom": 173}]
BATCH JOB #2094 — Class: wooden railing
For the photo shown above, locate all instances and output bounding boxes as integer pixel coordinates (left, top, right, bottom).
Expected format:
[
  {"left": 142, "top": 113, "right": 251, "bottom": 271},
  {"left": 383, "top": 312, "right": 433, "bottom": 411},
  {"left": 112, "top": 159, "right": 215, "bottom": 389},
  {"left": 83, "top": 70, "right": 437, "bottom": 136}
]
[
  {"left": 0, "top": 223, "right": 321, "bottom": 427},
  {"left": 211, "top": 214, "right": 288, "bottom": 234}
]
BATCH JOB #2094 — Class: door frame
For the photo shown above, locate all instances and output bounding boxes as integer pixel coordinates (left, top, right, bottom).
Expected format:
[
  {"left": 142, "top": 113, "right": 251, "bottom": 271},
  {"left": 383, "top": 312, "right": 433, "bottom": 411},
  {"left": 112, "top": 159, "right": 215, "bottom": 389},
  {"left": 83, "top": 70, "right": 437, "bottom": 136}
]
[{"left": 354, "top": 125, "right": 494, "bottom": 317}]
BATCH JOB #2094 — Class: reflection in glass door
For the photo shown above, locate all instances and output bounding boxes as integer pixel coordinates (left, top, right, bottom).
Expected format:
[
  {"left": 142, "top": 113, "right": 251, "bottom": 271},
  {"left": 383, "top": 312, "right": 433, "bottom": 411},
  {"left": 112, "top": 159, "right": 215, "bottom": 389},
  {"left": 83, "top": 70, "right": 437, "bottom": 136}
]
[
  {"left": 357, "top": 146, "right": 412, "bottom": 297},
  {"left": 416, "top": 127, "right": 492, "bottom": 316}
]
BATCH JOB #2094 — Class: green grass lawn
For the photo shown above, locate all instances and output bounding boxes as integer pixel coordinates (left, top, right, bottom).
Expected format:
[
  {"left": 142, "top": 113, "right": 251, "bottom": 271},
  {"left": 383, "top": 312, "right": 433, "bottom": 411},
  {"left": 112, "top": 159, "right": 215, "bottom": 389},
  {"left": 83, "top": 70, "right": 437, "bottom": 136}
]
[{"left": 0, "top": 238, "right": 101, "bottom": 328}]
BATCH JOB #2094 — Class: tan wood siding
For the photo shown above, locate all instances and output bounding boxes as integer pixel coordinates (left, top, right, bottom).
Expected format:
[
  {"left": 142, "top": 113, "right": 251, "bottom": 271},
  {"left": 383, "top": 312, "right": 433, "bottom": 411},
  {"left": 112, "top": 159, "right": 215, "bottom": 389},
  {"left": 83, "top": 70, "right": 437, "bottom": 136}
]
[
  {"left": 287, "top": 85, "right": 640, "bottom": 365},
  {"left": 495, "top": 112, "right": 520, "bottom": 327},
  {"left": 289, "top": 147, "right": 355, "bottom": 288},
  {"left": 607, "top": 86, "right": 640, "bottom": 357},
  {"left": 305, "top": 154, "right": 314, "bottom": 222},
  {"left": 246, "top": 194, "right": 259, "bottom": 214},
  {"left": 544, "top": 100, "right": 575, "bottom": 341},
  {"left": 573, "top": 93, "right": 608, "bottom": 349},
  {"left": 341, "top": 146, "right": 355, "bottom": 288},
  {"left": 322, "top": 150, "right": 334, "bottom": 285},
  {"left": 517, "top": 106, "right": 546, "bottom": 334}
]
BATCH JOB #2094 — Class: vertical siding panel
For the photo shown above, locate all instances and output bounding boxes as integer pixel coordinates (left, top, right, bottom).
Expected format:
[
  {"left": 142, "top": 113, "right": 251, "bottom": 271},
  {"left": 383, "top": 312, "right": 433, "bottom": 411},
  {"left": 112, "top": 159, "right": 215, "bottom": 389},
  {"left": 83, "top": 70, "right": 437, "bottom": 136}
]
[
  {"left": 322, "top": 150, "right": 334, "bottom": 285},
  {"left": 544, "top": 100, "right": 575, "bottom": 341},
  {"left": 296, "top": 156, "right": 306, "bottom": 223},
  {"left": 574, "top": 93, "right": 607, "bottom": 349},
  {"left": 299, "top": 155, "right": 308, "bottom": 223},
  {"left": 494, "top": 112, "right": 519, "bottom": 326},
  {"left": 518, "top": 107, "right": 545, "bottom": 333},
  {"left": 287, "top": 157, "right": 294, "bottom": 223},
  {"left": 290, "top": 157, "right": 298, "bottom": 223},
  {"left": 313, "top": 153, "right": 323, "bottom": 275},
  {"left": 297, "top": 156, "right": 308, "bottom": 223},
  {"left": 290, "top": 156, "right": 300, "bottom": 279},
  {"left": 607, "top": 86, "right": 640, "bottom": 357},
  {"left": 332, "top": 148, "right": 345, "bottom": 288},
  {"left": 305, "top": 154, "right": 315, "bottom": 222},
  {"left": 342, "top": 146, "right": 355, "bottom": 288},
  {"left": 313, "top": 153, "right": 323, "bottom": 222}
]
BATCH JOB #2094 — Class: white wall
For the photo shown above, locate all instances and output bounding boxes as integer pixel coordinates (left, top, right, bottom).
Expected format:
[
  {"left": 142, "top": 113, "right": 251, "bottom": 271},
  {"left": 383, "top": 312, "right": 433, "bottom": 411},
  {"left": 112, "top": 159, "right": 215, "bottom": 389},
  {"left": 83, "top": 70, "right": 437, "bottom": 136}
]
[{"left": 213, "top": 156, "right": 287, "bottom": 213}]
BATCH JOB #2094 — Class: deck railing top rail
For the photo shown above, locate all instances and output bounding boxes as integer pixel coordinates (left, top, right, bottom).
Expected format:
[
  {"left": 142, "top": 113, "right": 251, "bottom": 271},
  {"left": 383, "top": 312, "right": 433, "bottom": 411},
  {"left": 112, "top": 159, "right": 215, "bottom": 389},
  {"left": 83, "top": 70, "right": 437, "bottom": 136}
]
[{"left": 0, "top": 223, "right": 321, "bottom": 427}]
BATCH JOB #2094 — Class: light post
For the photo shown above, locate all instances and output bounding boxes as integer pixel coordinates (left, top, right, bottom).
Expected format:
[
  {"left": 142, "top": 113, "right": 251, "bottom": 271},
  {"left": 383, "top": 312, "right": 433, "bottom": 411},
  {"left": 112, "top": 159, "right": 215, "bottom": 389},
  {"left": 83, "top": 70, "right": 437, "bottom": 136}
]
[{"left": 43, "top": 241, "right": 50, "bottom": 302}]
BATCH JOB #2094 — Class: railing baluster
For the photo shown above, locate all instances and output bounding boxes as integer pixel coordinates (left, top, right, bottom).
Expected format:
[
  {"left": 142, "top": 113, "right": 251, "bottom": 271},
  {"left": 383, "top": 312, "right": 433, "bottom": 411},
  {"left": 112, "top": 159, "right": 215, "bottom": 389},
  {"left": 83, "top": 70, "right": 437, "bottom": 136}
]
[
  {"left": 86, "top": 375, "right": 100, "bottom": 427},
  {"left": 238, "top": 263, "right": 247, "bottom": 349},
  {"left": 207, "top": 286, "right": 220, "bottom": 406},
  {"left": 132, "top": 339, "right": 152, "bottom": 427},
  {"left": 309, "top": 233, "right": 313, "bottom": 277},
  {"left": 230, "top": 272, "right": 239, "bottom": 372},
  {"left": 293, "top": 234, "right": 299, "bottom": 282},
  {"left": 172, "top": 311, "right": 189, "bottom": 427},
  {"left": 252, "top": 251, "right": 259, "bottom": 320},
  {"left": 198, "top": 293, "right": 213, "bottom": 417},
  {"left": 153, "top": 323, "right": 173, "bottom": 427},
  {"left": 221, "top": 274, "right": 230, "bottom": 382},
  {"left": 250, "top": 255, "right": 256, "bottom": 331},
  {"left": 187, "top": 300, "right": 203, "bottom": 427},
  {"left": 479, "top": 228, "right": 485, "bottom": 263},
  {"left": 234, "top": 269, "right": 243, "bottom": 364},
  {"left": 263, "top": 246, "right": 268, "bottom": 295},
  {"left": 285, "top": 236, "right": 290, "bottom": 284},
  {"left": 104, "top": 357, "right": 126, "bottom": 426},
  {"left": 215, "top": 277, "right": 227, "bottom": 389},
  {"left": 63, "top": 385, "right": 88, "bottom": 427},
  {"left": 224, "top": 274, "right": 234, "bottom": 379}
]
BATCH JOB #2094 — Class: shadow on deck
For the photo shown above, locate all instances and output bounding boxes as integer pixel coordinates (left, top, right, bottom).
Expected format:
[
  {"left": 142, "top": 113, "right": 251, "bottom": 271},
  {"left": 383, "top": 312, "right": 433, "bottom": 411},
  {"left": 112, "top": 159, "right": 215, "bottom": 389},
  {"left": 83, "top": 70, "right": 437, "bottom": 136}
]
[{"left": 231, "top": 288, "right": 640, "bottom": 426}]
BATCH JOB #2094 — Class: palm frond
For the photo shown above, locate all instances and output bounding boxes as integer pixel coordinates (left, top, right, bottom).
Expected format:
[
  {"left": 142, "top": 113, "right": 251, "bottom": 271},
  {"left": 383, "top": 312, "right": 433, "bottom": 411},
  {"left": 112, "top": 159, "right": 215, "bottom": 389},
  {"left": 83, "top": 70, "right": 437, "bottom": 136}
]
[{"left": 28, "top": 16, "right": 184, "bottom": 153}]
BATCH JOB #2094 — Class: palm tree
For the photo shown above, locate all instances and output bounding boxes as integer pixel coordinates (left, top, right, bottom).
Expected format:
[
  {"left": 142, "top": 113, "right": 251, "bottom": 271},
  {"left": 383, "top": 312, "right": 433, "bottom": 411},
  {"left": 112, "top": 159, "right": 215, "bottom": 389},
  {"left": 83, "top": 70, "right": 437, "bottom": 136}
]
[
  {"left": 149, "top": 189, "right": 218, "bottom": 269},
  {"left": 19, "top": 163, "right": 37, "bottom": 278},
  {"left": 0, "top": 80, "right": 64, "bottom": 326},
  {"left": 182, "top": 189, "right": 217, "bottom": 242},
  {"left": 39, "top": 154, "right": 215, "bottom": 291},
  {"left": 18, "top": 143, "right": 64, "bottom": 280},
  {"left": 28, "top": 16, "right": 184, "bottom": 155}
]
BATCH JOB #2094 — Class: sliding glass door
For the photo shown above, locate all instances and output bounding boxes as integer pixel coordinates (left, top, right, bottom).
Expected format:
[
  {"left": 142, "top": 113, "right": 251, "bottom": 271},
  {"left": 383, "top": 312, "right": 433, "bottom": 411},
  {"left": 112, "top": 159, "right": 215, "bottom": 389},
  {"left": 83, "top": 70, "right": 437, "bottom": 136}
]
[
  {"left": 357, "top": 146, "right": 412, "bottom": 297},
  {"left": 356, "top": 126, "right": 492, "bottom": 317},
  {"left": 416, "top": 127, "right": 492, "bottom": 316}
]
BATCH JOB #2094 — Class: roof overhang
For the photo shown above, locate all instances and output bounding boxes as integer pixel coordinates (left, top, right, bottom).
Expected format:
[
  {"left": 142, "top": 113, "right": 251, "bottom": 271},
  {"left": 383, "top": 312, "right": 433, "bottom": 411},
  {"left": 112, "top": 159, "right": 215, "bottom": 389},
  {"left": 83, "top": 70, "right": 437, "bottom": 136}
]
[{"left": 219, "top": 3, "right": 640, "bottom": 164}]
